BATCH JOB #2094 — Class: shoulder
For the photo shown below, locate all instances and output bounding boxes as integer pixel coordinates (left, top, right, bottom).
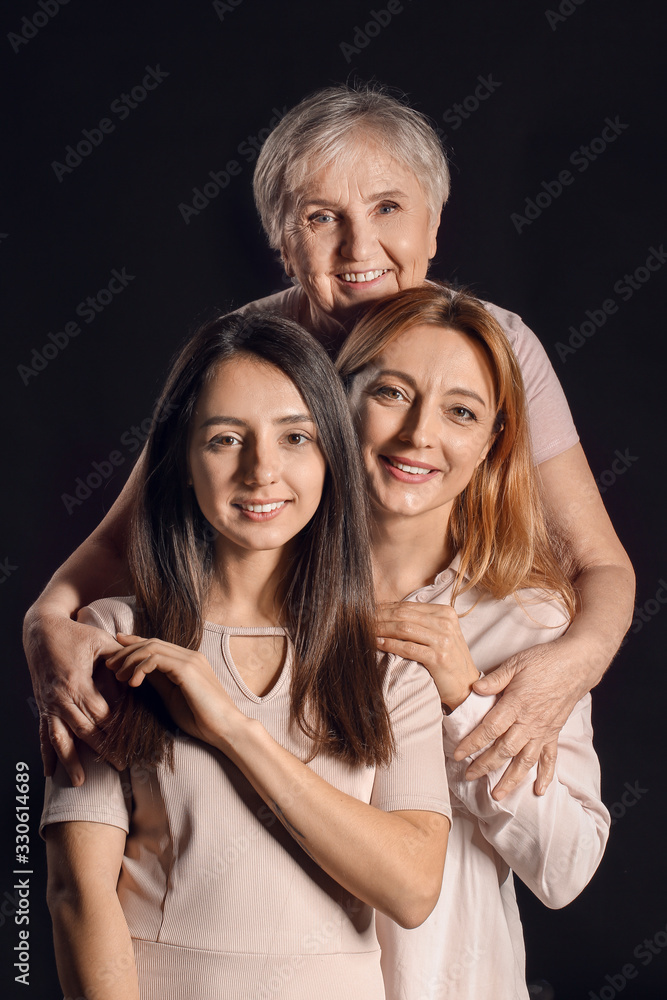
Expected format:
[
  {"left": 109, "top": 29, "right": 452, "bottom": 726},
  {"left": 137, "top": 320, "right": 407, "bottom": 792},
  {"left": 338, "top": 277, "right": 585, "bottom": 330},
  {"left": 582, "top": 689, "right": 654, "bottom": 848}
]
[
  {"left": 382, "top": 652, "right": 442, "bottom": 714},
  {"left": 78, "top": 596, "right": 137, "bottom": 637},
  {"left": 480, "top": 297, "right": 545, "bottom": 356},
  {"left": 234, "top": 286, "right": 301, "bottom": 319}
]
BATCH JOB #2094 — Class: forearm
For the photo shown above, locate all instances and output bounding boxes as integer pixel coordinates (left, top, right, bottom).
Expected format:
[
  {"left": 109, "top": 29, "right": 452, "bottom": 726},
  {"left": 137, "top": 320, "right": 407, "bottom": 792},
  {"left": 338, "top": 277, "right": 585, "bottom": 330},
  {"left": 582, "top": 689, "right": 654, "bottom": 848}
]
[
  {"left": 566, "top": 561, "right": 635, "bottom": 690},
  {"left": 539, "top": 441, "right": 635, "bottom": 691},
  {"left": 220, "top": 718, "right": 447, "bottom": 928},
  {"left": 445, "top": 695, "right": 609, "bottom": 907},
  {"left": 25, "top": 539, "right": 129, "bottom": 634},
  {"left": 46, "top": 822, "right": 138, "bottom": 998},
  {"left": 50, "top": 886, "right": 139, "bottom": 999}
]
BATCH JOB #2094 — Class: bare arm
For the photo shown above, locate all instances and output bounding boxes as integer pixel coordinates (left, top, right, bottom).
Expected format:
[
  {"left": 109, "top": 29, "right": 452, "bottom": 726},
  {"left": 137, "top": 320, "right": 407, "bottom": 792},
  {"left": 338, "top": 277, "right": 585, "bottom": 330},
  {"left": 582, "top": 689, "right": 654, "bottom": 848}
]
[
  {"left": 45, "top": 821, "right": 140, "bottom": 999},
  {"left": 110, "top": 635, "right": 450, "bottom": 929},
  {"left": 23, "top": 458, "right": 142, "bottom": 784},
  {"left": 455, "top": 442, "right": 635, "bottom": 795}
]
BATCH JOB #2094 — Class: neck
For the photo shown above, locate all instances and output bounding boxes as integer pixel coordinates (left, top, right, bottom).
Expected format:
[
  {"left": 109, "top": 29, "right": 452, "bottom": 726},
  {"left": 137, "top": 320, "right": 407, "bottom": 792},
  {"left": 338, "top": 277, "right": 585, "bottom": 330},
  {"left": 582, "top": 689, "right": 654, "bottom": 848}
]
[
  {"left": 205, "top": 543, "right": 293, "bottom": 626},
  {"left": 296, "top": 289, "right": 353, "bottom": 357},
  {"left": 371, "top": 505, "right": 454, "bottom": 603}
]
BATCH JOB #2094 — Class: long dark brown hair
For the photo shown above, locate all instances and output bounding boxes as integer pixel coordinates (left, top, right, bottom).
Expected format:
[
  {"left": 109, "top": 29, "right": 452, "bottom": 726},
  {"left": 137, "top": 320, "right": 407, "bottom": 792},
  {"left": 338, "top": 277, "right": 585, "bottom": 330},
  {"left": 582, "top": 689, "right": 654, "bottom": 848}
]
[{"left": 97, "top": 311, "right": 394, "bottom": 771}]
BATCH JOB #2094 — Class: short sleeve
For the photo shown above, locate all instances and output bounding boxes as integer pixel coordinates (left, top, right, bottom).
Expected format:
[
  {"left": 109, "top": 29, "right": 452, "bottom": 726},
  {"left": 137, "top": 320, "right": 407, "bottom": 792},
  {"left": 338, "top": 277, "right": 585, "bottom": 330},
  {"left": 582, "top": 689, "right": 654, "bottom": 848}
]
[
  {"left": 40, "top": 746, "right": 131, "bottom": 837},
  {"left": 371, "top": 656, "right": 451, "bottom": 821},
  {"left": 483, "top": 300, "right": 580, "bottom": 465}
]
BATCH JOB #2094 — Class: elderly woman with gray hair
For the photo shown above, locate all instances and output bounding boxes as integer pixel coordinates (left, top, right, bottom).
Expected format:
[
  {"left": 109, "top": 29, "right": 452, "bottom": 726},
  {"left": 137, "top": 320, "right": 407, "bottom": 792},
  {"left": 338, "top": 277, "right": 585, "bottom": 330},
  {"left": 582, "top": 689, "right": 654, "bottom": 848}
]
[{"left": 25, "top": 84, "right": 633, "bottom": 801}]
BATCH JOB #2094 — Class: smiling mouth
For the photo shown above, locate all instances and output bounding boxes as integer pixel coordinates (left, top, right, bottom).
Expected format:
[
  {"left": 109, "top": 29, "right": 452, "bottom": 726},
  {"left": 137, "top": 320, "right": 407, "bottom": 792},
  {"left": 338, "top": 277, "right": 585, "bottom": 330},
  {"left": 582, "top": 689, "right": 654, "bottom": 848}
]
[
  {"left": 338, "top": 269, "right": 389, "bottom": 283},
  {"left": 380, "top": 455, "right": 440, "bottom": 483},
  {"left": 236, "top": 501, "right": 288, "bottom": 513},
  {"left": 384, "top": 456, "right": 438, "bottom": 475}
]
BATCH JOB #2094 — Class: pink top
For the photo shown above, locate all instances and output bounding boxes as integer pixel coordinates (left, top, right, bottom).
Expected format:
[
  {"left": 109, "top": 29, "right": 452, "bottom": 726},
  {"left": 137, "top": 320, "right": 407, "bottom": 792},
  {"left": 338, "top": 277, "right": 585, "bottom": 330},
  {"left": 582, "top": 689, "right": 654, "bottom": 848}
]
[
  {"left": 41, "top": 598, "right": 450, "bottom": 1000},
  {"left": 376, "top": 555, "right": 611, "bottom": 1000},
  {"left": 238, "top": 286, "right": 579, "bottom": 466}
]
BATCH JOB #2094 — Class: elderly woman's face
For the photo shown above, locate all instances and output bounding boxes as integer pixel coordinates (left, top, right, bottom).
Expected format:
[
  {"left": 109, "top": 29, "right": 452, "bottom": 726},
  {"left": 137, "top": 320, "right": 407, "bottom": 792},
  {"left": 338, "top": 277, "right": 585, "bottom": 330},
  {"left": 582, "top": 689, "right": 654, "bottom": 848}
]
[{"left": 281, "top": 143, "right": 439, "bottom": 328}]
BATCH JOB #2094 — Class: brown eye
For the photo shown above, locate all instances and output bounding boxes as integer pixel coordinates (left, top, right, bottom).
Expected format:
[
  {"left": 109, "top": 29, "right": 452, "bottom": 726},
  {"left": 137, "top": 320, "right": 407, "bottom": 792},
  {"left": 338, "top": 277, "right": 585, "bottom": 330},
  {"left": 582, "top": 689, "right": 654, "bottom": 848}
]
[
  {"left": 450, "top": 406, "right": 476, "bottom": 422},
  {"left": 376, "top": 386, "right": 406, "bottom": 401}
]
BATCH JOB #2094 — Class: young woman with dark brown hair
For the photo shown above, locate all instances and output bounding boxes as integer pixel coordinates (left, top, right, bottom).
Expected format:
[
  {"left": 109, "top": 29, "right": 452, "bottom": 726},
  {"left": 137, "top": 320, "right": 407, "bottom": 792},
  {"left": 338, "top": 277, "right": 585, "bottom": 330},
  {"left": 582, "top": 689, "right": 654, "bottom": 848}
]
[{"left": 40, "top": 311, "right": 450, "bottom": 1000}]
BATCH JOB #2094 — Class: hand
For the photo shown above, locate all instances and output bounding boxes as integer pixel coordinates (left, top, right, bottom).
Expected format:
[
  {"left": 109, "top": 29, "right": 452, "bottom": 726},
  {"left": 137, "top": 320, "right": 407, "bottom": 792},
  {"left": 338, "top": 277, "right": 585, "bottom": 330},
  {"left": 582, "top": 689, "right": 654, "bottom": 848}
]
[
  {"left": 453, "top": 635, "right": 589, "bottom": 799},
  {"left": 377, "top": 601, "right": 480, "bottom": 711},
  {"left": 106, "top": 634, "right": 246, "bottom": 749},
  {"left": 23, "top": 609, "right": 120, "bottom": 785}
]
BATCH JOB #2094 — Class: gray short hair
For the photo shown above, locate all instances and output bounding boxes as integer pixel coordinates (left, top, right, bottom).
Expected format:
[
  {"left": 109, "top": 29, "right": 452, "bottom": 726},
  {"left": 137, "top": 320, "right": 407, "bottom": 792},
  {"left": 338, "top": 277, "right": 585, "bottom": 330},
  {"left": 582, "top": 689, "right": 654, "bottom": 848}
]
[{"left": 253, "top": 83, "right": 450, "bottom": 250}]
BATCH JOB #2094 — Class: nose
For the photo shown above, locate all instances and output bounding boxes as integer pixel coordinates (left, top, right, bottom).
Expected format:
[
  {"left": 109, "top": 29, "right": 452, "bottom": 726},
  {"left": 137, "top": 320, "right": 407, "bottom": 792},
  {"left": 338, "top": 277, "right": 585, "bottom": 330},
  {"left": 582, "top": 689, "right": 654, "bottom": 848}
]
[
  {"left": 340, "top": 213, "right": 376, "bottom": 262},
  {"left": 243, "top": 437, "right": 280, "bottom": 486},
  {"left": 398, "top": 400, "right": 439, "bottom": 450}
]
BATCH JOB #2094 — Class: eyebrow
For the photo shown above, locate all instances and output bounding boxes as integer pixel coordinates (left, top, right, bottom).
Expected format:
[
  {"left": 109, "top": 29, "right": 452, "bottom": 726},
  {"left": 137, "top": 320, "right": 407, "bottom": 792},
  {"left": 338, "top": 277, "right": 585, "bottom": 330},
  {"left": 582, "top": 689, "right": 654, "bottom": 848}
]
[
  {"left": 300, "top": 189, "right": 409, "bottom": 209},
  {"left": 370, "top": 370, "right": 488, "bottom": 408},
  {"left": 198, "top": 413, "right": 315, "bottom": 430}
]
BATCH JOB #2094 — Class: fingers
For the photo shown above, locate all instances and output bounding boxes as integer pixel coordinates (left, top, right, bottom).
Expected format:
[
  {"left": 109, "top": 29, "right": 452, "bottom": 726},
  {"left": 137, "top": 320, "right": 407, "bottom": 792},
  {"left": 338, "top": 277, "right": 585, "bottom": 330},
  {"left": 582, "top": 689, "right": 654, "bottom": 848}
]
[
  {"left": 535, "top": 739, "right": 559, "bottom": 795},
  {"left": 114, "top": 632, "right": 146, "bottom": 646},
  {"left": 46, "top": 715, "right": 84, "bottom": 786},
  {"left": 74, "top": 684, "right": 113, "bottom": 729},
  {"left": 106, "top": 634, "right": 152, "bottom": 684},
  {"left": 472, "top": 660, "right": 517, "bottom": 695},
  {"left": 453, "top": 702, "right": 517, "bottom": 760},
  {"left": 376, "top": 636, "right": 431, "bottom": 663},
  {"left": 39, "top": 716, "right": 57, "bottom": 778},
  {"left": 377, "top": 606, "right": 462, "bottom": 661},
  {"left": 486, "top": 738, "right": 544, "bottom": 801},
  {"left": 106, "top": 636, "right": 204, "bottom": 687},
  {"left": 377, "top": 602, "right": 459, "bottom": 630}
]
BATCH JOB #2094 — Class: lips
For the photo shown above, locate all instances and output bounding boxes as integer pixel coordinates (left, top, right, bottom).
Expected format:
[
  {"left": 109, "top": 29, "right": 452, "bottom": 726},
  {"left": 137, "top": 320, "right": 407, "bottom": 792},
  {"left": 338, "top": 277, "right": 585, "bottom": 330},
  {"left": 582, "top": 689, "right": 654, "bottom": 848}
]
[
  {"left": 380, "top": 455, "right": 440, "bottom": 483},
  {"left": 234, "top": 499, "right": 291, "bottom": 521},
  {"left": 237, "top": 501, "right": 286, "bottom": 513},
  {"left": 339, "top": 269, "right": 389, "bottom": 283}
]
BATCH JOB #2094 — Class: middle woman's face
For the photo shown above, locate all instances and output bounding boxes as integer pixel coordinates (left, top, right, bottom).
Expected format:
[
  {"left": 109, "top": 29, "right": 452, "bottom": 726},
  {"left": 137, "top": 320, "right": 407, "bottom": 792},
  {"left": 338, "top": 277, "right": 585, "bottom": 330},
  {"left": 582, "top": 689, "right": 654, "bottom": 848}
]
[
  {"left": 188, "top": 356, "right": 327, "bottom": 557},
  {"left": 347, "top": 325, "right": 498, "bottom": 524}
]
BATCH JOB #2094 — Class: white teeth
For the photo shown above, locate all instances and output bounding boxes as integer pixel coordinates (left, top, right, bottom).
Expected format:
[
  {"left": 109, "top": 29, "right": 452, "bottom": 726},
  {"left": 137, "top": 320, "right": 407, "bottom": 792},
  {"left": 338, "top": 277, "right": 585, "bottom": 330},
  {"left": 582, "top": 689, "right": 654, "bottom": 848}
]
[
  {"left": 390, "top": 459, "right": 433, "bottom": 475},
  {"left": 239, "top": 501, "right": 286, "bottom": 512},
  {"left": 341, "top": 269, "right": 388, "bottom": 283}
]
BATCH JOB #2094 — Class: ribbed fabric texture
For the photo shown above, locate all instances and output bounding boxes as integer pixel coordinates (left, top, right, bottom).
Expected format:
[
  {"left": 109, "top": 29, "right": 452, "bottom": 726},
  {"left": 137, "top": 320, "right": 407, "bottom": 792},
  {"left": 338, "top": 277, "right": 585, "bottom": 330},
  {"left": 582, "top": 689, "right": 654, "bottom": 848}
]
[{"left": 41, "top": 597, "right": 450, "bottom": 999}]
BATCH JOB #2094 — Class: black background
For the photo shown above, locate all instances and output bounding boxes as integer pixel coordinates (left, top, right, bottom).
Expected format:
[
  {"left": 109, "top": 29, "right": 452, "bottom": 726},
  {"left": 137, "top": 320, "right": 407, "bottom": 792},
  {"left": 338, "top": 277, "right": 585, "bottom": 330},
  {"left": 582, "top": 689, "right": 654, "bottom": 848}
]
[{"left": 2, "top": 1, "right": 666, "bottom": 997}]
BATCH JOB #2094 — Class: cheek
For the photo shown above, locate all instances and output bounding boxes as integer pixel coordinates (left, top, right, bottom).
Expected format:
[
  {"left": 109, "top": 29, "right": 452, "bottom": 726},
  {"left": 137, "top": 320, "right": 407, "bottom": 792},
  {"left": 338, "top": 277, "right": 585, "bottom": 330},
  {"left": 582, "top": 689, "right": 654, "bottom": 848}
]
[
  {"left": 363, "top": 404, "right": 403, "bottom": 450},
  {"left": 292, "top": 234, "right": 331, "bottom": 278},
  {"left": 190, "top": 457, "right": 227, "bottom": 507}
]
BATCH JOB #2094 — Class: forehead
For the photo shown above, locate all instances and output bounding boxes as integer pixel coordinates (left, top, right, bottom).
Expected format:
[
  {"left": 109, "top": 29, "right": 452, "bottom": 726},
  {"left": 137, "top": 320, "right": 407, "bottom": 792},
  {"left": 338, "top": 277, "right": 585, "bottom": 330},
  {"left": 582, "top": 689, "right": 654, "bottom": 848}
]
[
  {"left": 367, "top": 325, "right": 496, "bottom": 402},
  {"left": 290, "top": 140, "right": 426, "bottom": 206},
  {"left": 194, "top": 356, "right": 308, "bottom": 416}
]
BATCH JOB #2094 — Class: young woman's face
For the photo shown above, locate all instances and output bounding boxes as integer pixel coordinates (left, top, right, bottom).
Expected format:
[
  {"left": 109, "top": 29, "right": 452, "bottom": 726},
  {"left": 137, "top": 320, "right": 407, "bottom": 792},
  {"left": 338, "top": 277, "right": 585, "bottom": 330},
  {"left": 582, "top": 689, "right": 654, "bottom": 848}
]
[
  {"left": 347, "top": 324, "right": 498, "bottom": 524},
  {"left": 188, "top": 356, "right": 327, "bottom": 556}
]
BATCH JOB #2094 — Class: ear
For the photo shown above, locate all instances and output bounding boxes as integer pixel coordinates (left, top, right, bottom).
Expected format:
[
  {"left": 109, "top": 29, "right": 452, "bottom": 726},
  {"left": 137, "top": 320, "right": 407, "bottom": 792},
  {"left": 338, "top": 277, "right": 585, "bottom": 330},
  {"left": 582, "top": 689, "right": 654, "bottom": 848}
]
[{"left": 428, "top": 211, "right": 441, "bottom": 260}]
